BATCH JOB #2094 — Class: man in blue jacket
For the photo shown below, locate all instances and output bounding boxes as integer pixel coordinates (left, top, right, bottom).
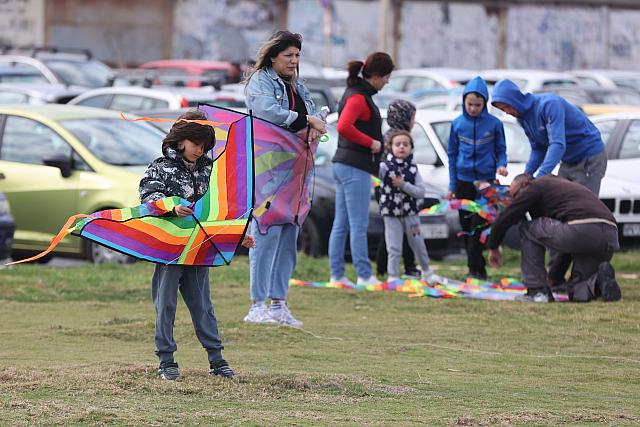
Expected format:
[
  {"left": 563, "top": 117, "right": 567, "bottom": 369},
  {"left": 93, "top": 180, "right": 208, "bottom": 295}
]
[
  {"left": 491, "top": 79, "right": 608, "bottom": 288},
  {"left": 491, "top": 79, "right": 607, "bottom": 195},
  {"left": 448, "top": 76, "right": 507, "bottom": 279}
]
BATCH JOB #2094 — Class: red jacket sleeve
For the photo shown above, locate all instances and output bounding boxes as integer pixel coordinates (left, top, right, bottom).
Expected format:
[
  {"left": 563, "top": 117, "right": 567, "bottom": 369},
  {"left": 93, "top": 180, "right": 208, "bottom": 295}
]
[{"left": 337, "top": 94, "right": 373, "bottom": 148}]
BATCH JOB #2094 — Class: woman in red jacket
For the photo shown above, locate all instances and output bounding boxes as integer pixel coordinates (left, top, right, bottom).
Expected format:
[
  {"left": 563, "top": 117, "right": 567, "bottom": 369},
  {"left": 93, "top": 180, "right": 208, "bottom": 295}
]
[{"left": 328, "top": 52, "right": 394, "bottom": 286}]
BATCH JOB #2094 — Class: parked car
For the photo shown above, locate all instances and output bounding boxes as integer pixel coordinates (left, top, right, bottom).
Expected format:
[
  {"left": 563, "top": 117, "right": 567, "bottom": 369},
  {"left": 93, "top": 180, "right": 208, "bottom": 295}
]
[
  {"left": 138, "top": 59, "right": 233, "bottom": 87},
  {"left": 0, "top": 66, "right": 50, "bottom": 84},
  {"left": 479, "top": 69, "right": 579, "bottom": 93},
  {"left": 68, "top": 86, "right": 239, "bottom": 111},
  {"left": 569, "top": 69, "right": 640, "bottom": 93},
  {"left": 384, "top": 68, "right": 475, "bottom": 97},
  {"left": 0, "top": 191, "right": 15, "bottom": 261},
  {"left": 590, "top": 112, "right": 640, "bottom": 246},
  {"left": 0, "top": 83, "right": 83, "bottom": 105},
  {"left": 0, "top": 105, "right": 166, "bottom": 263},
  {"left": 0, "top": 47, "right": 113, "bottom": 88},
  {"left": 534, "top": 86, "right": 640, "bottom": 115}
]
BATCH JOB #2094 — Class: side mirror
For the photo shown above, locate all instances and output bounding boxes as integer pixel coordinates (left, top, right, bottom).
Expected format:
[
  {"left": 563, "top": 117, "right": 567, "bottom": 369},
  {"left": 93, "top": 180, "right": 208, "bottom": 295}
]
[{"left": 43, "top": 154, "right": 72, "bottom": 178}]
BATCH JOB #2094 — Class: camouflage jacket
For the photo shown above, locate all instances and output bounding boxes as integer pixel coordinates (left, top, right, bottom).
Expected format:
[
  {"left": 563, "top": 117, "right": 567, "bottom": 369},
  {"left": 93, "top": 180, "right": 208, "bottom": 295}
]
[{"left": 139, "top": 147, "right": 213, "bottom": 204}]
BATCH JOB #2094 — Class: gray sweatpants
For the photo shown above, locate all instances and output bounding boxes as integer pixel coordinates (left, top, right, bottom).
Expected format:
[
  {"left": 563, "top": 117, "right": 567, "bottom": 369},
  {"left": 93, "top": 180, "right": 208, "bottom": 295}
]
[
  {"left": 384, "top": 215, "right": 430, "bottom": 277},
  {"left": 151, "top": 264, "right": 223, "bottom": 363},
  {"left": 520, "top": 218, "right": 619, "bottom": 302}
]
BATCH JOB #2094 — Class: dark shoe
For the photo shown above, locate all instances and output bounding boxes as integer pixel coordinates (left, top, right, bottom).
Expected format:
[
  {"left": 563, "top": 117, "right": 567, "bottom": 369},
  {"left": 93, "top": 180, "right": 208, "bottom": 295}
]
[
  {"left": 516, "top": 289, "right": 554, "bottom": 303},
  {"left": 550, "top": 281, "right": 568, "bottom": 293},
  {"left": 209, "top": 360, "right": 235, "bottom": 379},
  {"left": 466, "top": 270, "right": 488, "bottom": 281},
  {"left": 596, "top": 262, "right": 622, "bottom": 302},
  {"left": 403, "top": 268, "right": 421, "bottom": 279},
  {"left": 158, "top": 361, "right": 180, "bottom": 381}
]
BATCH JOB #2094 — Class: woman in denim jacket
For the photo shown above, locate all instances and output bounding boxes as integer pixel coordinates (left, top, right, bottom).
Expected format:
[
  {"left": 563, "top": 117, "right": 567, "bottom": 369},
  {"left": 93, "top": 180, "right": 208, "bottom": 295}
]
[{"left": 244, "top": 31, "right": 326, "bottom": 327}]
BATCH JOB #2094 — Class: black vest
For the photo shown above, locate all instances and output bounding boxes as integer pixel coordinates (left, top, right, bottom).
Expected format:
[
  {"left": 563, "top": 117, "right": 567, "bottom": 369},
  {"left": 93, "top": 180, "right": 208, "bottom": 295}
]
[{"left": 332, "top": 78, "right": 383, "bottom": 175}]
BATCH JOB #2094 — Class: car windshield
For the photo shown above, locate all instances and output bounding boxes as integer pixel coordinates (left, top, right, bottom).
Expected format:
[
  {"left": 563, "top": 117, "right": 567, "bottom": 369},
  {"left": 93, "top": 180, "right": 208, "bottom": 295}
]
[
  {"left": 44, "top": 59, "right": 112, "bottom": 87},
  {"left": 61, "top": 118, "right": 164, "bottom": 165},
  {"left": 590, "top": 90, "right": 640, "bottom": 105}
]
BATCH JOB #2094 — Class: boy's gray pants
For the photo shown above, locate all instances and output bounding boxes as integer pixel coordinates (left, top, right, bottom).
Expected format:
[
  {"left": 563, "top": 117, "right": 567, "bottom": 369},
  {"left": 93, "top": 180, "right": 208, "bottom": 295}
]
[
  {"left": 152, "top": 264, "right": 223, "bottom": 363},
  {"left": 384, "top": 215, "right": 430, "bottom": 277},
  {"left": 520, "top": 218, "right": 619, "bottom": 302}
]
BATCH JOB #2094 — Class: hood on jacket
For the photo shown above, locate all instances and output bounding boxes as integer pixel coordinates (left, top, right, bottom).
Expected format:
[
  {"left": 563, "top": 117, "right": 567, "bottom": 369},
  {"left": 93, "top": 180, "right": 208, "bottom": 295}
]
[
  {"left": 462, "top": 76, "right": 490, "bottom": 119},
  {"left": 491, "top": 79, "right": 533, "bottom": 115}
]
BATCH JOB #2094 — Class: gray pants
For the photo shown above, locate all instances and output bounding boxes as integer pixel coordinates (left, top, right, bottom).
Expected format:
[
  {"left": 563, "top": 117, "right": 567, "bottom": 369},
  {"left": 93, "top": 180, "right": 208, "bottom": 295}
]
[
  {"left": 152, "top": 264, "right": 223, "bottom": 363},
  {"left": 520, "top": 218, "right": 619, "bottom": 301},
  {"left": 384, "top": 215, "right": 430, "bottom": 277},
  {"left": 550, "top": 149, "right": 609, "bottom": 282}
]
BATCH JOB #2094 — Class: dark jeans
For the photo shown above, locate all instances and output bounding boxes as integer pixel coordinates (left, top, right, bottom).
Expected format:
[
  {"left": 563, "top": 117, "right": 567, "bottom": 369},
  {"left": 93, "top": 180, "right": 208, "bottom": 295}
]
[
  {"left": 520, "top": 218, "right": 619, "bottom": 301},
  {"left": 455, "top": 180, "right": 487, "bottom": 277}
]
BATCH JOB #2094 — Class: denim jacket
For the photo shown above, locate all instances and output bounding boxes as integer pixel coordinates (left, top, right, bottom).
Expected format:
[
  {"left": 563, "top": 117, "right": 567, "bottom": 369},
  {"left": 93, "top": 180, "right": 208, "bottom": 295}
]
[{"left": 245, "top": 66, "right": 317, "bottom": 128}]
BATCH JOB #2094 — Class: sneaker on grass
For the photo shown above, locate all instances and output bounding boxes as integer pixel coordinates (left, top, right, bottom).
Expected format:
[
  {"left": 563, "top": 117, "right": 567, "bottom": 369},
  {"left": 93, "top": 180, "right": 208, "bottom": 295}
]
[
  {"left": 356, "top": 276, "right": 381, "bottom": 286},
  {"left": 329, "top": 276, "right": 355, "bottom": 286},
  {"left": 515, "top": 290, "right": 554, "bottom": 303},
  {"left": 209, "top": 360, "right": 235, "bottom": 379},
  {"left": 268, "top": 304, "right": 303, "bottom": 328},
  {"left": 596, "top": 262, "right": 622, "bottom": 302},
  {"left": 158, "top": 361, "right": 179, "bottom": 381},
  {"left": 243, "top": 303, "right": 277, "bottom": 324}
]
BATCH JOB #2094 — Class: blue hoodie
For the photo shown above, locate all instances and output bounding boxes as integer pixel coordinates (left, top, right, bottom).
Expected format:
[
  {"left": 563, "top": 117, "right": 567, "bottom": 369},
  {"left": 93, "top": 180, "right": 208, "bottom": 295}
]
[
  {"left": 448, "top": 76, "right": 507, "bottom": 191},
  {"left": 491, "top": 79, "right": 604, "bottom": 177}
]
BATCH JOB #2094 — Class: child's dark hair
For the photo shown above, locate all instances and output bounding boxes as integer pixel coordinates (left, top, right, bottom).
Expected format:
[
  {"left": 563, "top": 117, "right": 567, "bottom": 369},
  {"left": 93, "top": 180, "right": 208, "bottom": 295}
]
[
  {"left": 385, "top": 129, "right": 413, "bottom": 152},
  {"left": 346, "top": 52, "right": 395, "bottom": 87},
  {"left": 162, "top": 110, "right": 216, "bottom": 156}
]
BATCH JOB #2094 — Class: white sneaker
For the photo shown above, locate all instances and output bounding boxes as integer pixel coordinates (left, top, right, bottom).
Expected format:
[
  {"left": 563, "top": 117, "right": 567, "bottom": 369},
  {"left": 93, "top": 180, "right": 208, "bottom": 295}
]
[
  {"left": 356, "top": 276, "right": 382, "bottom": 286},
  {"left": 387, "top": 275, "right": 401, "bottom": 282},
  {"left": 329, "top": 276, "right": 356, "bottom": 286},
  {"left": 268, "top": 304, "right": 303, "bottom": 328},
  {"left": 422, "top": 270, "right": 446, "bottom": 284},
  {"left": 243, "top": 303, "right": 277, "bottom": 323}
]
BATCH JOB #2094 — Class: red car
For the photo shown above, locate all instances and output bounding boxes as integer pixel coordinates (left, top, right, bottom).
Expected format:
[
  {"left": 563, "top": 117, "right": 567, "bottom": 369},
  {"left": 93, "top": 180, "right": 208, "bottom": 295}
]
[{"left": 138, "top": 60, "right": 236, "bottom": 88}]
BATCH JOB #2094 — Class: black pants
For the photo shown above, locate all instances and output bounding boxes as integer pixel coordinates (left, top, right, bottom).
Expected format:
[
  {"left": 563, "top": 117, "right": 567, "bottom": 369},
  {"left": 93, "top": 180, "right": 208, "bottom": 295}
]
[
  {"left": 376, "top": 229, "right": 417, "bottom": 276},
  {"left": 520, "top": 219, "right": 619, "bottom": 302},
  {"left": 455, "top": 181, "right": 487, "bottom": 277}
]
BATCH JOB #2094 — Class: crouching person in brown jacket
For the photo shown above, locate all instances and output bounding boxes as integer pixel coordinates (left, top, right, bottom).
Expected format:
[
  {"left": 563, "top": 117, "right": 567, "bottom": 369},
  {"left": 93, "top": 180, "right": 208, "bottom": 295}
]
[{"left": 487, "top": 174, "right": 621, "bottom": 303}]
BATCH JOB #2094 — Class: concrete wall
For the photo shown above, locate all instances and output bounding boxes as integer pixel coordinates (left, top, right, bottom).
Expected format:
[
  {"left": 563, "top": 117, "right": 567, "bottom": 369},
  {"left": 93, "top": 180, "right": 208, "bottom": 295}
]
[{"left": 0, "top": 0, "right": 45, "bottom": 46}]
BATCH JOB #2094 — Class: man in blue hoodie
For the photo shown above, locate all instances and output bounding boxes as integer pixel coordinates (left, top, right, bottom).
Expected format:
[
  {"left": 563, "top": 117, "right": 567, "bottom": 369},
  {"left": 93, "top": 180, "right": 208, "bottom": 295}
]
[
  {"left": 491, "top": 79, "right": 608, "bottom": 288},
  {"left": 491, "top": 79, "right": 607, "bottom": 195},
  {"left": 448, "top": 76, "right": 508, "bottom": 280}
]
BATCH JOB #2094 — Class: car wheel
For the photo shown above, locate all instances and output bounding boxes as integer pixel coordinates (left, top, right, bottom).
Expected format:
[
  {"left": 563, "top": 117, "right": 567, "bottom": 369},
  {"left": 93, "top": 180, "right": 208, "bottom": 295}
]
[
  {"left": 298, "top": 216, "right": 322, "bottom": 257},
  {"left": 86, "top": 240, "right": 135, "bottom": 264}
]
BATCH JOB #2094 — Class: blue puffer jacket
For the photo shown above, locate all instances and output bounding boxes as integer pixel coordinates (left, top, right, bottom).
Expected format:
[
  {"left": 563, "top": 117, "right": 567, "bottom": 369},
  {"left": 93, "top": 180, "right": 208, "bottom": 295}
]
[
  {"left": 491, "top": 79, "right": 604, "bottom": 177},
  {"left": 448, "top": 76, "right": 507, "bottom": 191}
]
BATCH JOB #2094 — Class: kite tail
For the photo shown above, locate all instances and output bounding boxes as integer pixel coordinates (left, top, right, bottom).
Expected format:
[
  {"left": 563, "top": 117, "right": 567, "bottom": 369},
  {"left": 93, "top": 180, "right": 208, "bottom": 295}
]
[{"left": 4, "top": 213, "right": 90, "bottom": 265}]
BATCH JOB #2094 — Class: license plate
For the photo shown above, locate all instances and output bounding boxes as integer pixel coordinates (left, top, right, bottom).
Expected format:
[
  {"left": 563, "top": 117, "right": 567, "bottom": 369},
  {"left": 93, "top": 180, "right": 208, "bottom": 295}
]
[
  {"left": 420, "top": 223, "right": 449, "bottom": 239},
  {"left": 622, "top": 223, "right": 640, "bottom": 237}
]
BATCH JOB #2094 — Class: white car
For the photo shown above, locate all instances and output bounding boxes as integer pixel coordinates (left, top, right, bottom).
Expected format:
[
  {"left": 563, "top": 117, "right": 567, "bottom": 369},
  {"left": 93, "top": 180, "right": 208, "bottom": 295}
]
[
  {"left": 384, "top": 68, "right": 476, "bottom": 97},
  {"left": 326, "top": 108, "right": 640, "bottom": 247},
  {"left": 569, "top": 69, "right": 640, "bottom": 93},
  {"left": 479, "top": 69, "right": 580, "bottom": 93}
]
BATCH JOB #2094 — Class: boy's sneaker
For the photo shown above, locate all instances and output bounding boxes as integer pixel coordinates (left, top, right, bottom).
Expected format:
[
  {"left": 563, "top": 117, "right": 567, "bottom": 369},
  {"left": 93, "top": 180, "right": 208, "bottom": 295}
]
[
  {"left": 422, "top": 270, "right": 445, "bottom": 284},
  {"left": 356, "top": 275, "right": 381, "bottom": 286},
  {"left": 209, "top": 360, "right": 235, "bottom": 379},
  {"left": 329, "top": 276, "right": 356, "bottom": 286},
  {"left": 387, "top": 275, "right": 401, "bottom": 282},
  {"left": 403, "top": 268, "right": 422, "bottom": 279},
  {"left": 515, "top": 290, "right": 554, "bottom": 303},
  {"left": 596, "top": 262, "right": 622, "bottom": 302},
  {"left": 243, "top": 303, "right": 277, "bottom": 323},
  {"left": 158, "top": 361, "right": 180, "bottom": 381},
  {"left": 268, "top": 304, "right": 303, "bottom": 328}
]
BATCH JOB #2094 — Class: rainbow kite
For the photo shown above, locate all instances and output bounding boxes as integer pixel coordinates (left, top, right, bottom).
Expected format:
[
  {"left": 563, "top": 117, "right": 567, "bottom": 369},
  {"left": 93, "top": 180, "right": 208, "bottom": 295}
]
[{"left": 8, "top": 104, "right": 318, "bottom": 267}]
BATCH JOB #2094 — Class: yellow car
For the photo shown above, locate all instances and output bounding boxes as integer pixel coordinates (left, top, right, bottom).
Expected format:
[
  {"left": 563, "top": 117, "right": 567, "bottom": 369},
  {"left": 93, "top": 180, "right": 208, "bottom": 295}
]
[{"left": 0, "top": 105, "right": 166, "bottom": 263}]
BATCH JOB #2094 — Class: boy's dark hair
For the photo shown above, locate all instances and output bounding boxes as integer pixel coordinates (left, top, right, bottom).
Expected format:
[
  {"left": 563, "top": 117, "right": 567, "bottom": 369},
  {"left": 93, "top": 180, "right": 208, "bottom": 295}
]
[
  {"left": 385, "top": 129, "right": 413, "bottom": 151},
  {"left": 347, "top": 52, "right": 395, "bottom": 87},
  {"left": 162, "top": 110, "right": 216, "bottom": 156}
]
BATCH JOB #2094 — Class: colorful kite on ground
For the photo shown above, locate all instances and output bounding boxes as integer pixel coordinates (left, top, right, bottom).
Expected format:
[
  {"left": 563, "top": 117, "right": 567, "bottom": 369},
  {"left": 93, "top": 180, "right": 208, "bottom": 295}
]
[
  {"left": 290, "top": 276, "right": 569, "bottom": 302},
  {"left": 7, "top": 104, "right": 319, "bottom": 267}
]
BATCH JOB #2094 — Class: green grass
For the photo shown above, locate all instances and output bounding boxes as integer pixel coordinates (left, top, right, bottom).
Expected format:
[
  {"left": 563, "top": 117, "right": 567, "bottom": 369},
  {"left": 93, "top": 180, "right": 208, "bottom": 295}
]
[{"left": 0, "top": 250, "right": 639, "bottom": 426}]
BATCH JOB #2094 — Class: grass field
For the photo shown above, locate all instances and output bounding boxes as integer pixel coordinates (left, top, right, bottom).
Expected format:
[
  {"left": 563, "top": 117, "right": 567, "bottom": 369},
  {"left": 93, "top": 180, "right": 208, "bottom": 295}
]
[{"left": 1, "top": 250, "right": 639, "bottom": 426}]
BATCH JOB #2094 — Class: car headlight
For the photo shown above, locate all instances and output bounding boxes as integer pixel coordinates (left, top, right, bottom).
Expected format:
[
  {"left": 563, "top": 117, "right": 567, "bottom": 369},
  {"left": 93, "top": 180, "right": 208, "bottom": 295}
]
[{"left": 0, "top": 198, "right": 10, "bottom": 215}]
